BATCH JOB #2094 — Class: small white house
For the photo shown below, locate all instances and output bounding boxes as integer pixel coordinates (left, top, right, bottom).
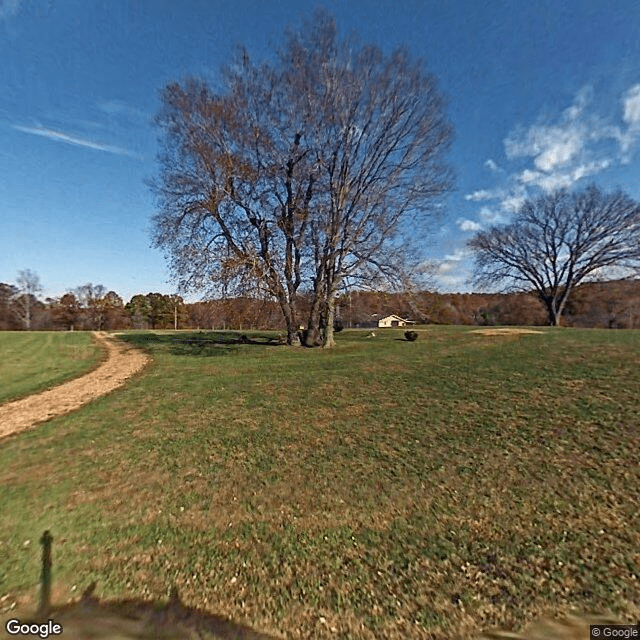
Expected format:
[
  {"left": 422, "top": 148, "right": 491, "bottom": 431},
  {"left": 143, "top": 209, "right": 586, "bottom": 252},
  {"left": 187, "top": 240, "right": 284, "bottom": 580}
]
[{"left": 377, "top": 314, "right": 415, "bottom": 328}]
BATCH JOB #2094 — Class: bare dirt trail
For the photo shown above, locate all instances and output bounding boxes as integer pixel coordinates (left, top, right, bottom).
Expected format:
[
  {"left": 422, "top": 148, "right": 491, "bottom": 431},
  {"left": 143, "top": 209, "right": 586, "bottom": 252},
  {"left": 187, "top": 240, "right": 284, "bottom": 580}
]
[{"left": 0, "top": 332, "right": 150, "bottom": 441}]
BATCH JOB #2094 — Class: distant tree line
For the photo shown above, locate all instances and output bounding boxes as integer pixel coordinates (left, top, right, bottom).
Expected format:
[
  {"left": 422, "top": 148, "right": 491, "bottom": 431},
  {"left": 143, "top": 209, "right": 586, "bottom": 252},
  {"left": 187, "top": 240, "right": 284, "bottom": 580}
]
[{"left": 1, "top": 270, "right": 639, "bottom": 331}]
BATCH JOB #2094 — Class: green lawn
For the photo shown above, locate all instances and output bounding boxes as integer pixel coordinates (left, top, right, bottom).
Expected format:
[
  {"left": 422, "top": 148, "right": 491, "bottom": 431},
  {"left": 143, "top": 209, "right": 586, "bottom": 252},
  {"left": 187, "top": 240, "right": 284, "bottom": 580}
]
[
  {"left": 0, "top": 331, "right": 103, "bottom": 405},
  {"left": 0, "top": 327, "right": 638, "bottom": 639}
]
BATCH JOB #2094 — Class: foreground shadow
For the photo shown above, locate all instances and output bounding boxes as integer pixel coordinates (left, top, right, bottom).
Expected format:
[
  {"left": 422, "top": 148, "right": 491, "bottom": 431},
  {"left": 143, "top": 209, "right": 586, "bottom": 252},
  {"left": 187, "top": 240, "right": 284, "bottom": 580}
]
[
  {"left": 119, "top": 331, "right": 286, "bottom": 358},
  {"left": 10, "top": 582, "right": 280, "bottom": 640},
  {"left": 3, "top": 531, "right": 280, "bottom": 639}
]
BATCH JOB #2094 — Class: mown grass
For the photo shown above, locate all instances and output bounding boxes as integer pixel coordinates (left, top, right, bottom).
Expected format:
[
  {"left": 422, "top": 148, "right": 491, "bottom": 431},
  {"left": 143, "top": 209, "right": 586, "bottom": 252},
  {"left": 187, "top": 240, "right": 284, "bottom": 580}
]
[
  {"left": 0, "top": 327, "right": 638, "bottom": 639},
  {"left": 0, "top": 331, "right": 103, "bottom": 404}
]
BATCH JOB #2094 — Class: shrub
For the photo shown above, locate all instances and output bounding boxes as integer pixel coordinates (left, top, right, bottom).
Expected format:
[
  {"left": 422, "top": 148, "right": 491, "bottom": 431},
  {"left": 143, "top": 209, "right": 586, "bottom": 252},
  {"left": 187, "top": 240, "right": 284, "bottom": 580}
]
[{"left": 405, "top": 330, "right": 418, "bottom": 341}]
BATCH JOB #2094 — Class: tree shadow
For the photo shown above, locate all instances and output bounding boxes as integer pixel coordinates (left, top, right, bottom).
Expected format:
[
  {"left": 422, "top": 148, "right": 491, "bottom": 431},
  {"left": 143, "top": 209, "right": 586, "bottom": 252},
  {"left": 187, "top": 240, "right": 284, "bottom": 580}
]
[{"left": 117, "top": 331, "right": 286, "bottom": 358}]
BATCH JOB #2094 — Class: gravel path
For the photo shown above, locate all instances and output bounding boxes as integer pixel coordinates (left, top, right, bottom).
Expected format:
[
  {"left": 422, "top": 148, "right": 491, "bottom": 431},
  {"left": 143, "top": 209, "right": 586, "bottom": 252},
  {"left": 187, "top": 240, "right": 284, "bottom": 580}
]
[{"left": 0, "top": 332, "right": 149, "bottom": 440}]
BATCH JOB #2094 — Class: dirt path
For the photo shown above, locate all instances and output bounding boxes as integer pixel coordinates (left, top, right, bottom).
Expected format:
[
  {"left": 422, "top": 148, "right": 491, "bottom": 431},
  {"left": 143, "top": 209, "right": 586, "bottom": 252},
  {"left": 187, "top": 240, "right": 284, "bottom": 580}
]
[{"left": 0, "top": 332, "right": 150, "bottom": 441}]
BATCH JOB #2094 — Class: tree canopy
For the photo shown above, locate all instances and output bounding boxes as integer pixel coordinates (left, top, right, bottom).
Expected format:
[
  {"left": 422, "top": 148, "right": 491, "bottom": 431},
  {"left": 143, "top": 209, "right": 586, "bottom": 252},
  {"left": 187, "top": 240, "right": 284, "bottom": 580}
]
[
  {"left": 151, "top": 10, "right": 453, "bottom": 346},
  {"left": 467, "top": 184, "right": 640, "bottom": 325}
]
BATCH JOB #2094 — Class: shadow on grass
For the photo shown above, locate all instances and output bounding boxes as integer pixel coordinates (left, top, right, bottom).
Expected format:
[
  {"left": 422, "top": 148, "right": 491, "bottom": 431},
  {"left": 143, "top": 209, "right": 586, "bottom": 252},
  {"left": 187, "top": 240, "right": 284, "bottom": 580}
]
[
  {"left": 4, "top": 531, "right": 280, "bottom": 640},
  {"left": 12, "top": 584, "right": 280, "bottom": 640},
  {"left": 6, "top": 582, "right": 280, "bottom": 640},
  {"left": 117, "top": 331, "right": 286, "bottom": 358}
]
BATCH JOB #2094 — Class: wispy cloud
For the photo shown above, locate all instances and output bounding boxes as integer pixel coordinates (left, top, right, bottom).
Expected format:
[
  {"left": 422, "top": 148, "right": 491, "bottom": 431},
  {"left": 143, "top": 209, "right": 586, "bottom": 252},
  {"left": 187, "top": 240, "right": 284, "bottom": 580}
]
[
  {"left": 622, "top": 84, "right": 640, "bottom": 128},
  {"left": 503, "top": 84, "right": 640, "bottom": 192},
  {"left": 484, "top": 159, "right": 501, "bottom": 173},
  {"left": 456, "top": 218, "right": 483, "bottom": 232},
  {"left": 478, "top": 206, "right": 508, "bottom": 225},
  {"left": 616, "top": 84, "right": 640, "bottom": 161},
  {"left": 443, "top": 248, "right": 470, "bottom": 262},
  {"left": 518, "top": 158, "right": 612, "bottom": 192},
  {"left": 500, "top": 187, "right": 526, "bottom": 213},
  {"left": 0, "top": 0, "right": 20, "bottom": 19},
  {"left": 97, "top": 100, "right": 148, "bottom": 120},
  {"left": 459, "top": 192, "right": 518, "bottom": 231},
  {"left": 504, "top": 100, "right": 590, "bottom": 178},
  {"left": 12, "top": 124, "right": 142, "bottom": 159},
  {"left": 462, "top": 82, "right": 640, "bottom": 235},
  {"left": 464, "top": 189, "right": 497, "bottom": 202}
]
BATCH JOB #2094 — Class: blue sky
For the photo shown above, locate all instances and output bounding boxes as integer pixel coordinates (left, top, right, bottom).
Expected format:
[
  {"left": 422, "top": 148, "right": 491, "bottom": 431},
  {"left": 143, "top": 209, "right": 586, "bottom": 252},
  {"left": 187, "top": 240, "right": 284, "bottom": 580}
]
[{"left": 1, "top": 0, "right": 640, "bottom": 302}]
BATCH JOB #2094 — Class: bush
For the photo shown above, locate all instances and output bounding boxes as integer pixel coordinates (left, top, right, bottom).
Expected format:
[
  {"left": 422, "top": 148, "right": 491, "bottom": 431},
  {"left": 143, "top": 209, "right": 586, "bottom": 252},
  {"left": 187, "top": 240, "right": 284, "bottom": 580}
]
[{"left": 404, "top": 330, "right": 418, "bottom": 341}]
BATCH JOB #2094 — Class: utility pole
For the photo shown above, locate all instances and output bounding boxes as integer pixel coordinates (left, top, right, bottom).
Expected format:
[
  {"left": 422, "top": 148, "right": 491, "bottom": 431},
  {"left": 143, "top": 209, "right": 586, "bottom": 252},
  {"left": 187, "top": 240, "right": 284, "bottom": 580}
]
[{"left": 174, "top": 305, "right": 177, "bottom": 331}]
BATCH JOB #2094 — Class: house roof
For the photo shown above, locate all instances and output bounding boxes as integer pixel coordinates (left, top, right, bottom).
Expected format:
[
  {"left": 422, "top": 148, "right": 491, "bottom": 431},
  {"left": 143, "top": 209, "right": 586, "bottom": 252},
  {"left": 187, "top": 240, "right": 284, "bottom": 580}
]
[{"left": 379, "top": 314, "right": 415, "bottom": 322}]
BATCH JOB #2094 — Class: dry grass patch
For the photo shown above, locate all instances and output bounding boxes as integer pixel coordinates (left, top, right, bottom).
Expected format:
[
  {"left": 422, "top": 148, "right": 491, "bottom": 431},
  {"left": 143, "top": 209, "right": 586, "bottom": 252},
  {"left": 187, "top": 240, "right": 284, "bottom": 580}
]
[
  {"left": 1, "top": 328, "right": 638, "bottom": 639},
  {"left": 470, "top": 327, "right": 545, "bottom": 335}
]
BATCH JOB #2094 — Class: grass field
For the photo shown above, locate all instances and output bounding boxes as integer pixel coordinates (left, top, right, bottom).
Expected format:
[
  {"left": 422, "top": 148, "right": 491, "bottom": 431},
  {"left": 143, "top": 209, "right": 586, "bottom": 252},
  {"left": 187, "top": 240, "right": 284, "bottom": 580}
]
[
  {"left": 0, "top": 327, "right": 638, "bottom": 639},
  {"left": 0, "top": 331, "right": 103, "bottom": 405}
]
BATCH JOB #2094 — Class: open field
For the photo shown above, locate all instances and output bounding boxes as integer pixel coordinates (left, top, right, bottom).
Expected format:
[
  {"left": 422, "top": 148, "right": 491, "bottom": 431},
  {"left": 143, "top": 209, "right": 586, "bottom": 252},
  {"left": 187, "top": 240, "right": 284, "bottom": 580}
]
[
  {"left": 0, "top": 332, "right": 103, "bottom": 405},
  {"left": 0, "top": 326, "right": 638, "bottom": 639}
]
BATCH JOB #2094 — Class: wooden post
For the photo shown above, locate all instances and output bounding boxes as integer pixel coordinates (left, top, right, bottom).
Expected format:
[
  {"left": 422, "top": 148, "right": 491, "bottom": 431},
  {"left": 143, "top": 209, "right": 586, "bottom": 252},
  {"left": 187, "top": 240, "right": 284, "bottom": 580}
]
[{"left": 38, "top": 530, "right": 52, "bottom": 616}]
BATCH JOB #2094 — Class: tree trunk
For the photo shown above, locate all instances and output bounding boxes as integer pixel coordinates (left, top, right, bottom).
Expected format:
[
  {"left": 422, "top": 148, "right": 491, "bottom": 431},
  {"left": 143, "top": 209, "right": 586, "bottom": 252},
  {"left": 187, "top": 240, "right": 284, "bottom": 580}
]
[
  {"left": 287, "top": 325, "right": 301, "bottom": 346},
  {"left": 541, "top": 295, "right": 562, "bottom": 326},
  {"left": 305, "top": 280, "right": 324, "bottom": 347},
  {"left": 547, "top": 305, "right": 561, "bottom": 326},
  {"left": 323, "top": 296, "right": 336, "bottom": 348},
  {"left": 273, "top": 297, "right": 300, "bottom": 346}
]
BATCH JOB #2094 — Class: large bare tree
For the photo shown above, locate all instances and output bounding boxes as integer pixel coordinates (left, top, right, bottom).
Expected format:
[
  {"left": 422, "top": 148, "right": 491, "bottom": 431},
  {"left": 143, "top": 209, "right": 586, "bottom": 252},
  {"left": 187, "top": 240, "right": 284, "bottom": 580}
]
[
  {"left": 467, "top": 185, "right": 640, "bottom": 326},
  {"left": 283, "top": 15, "right": 453, "bottom": 346},
  {"left": 151, "top": 10, "right": 453, "bottom": 346}
]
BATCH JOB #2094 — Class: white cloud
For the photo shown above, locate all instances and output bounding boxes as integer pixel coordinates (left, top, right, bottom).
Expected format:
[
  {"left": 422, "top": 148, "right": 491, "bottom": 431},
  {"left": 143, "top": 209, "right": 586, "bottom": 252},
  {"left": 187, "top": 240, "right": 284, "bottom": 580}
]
[
  {"left": 479, "top": 206, "right": 507, "bottom": 224},
  {"left": 12, "top": 124, "right": 142, "bottom": 159},
  {"left": 0, "top": 0, "right": 20, "bottom": 19},
  {"left": 443, "top": 248, "right": 470, "bottom": 262},
  {"left": 573, "top": 158, "right": 611, "bottom": 179},
  {"left": 563, "top": 85, "right": 592, "bottom": 121},
  {"left": 465, "top": 189, "right": 496, "bottom": 201},
  {"left": 534, "top": 129, "right": 583, "bottom": 172},
  {"left": 508, "top": 87, "right": 595, "bottom": 174},
  {"left": 517, "top": 158, "right": 612, "bottom": 192},
  {"left": 500, "top": 192, "right": 526, "bottom": 213},
  {"left": 466, "top": 83, "right": 640, "bottom": 238},
  {"left": 501, "top": 84, "right": 640, "bottom": 192},
  {"left": 432, "top": 248, "right": 474, "bottom": 291},
  {"left": 456, "top": 218, "right": 482, "bottom": 232},
  {"left": 437, "top": 261, "right": 456, "bottom": 274},
  {"left": 484, "top": 159, "right": 499, "bottom": 172},
  {"left": 437, "top": 274, "right": 468, "bottom": 289},
  {"left": 622, "top": 84, "right": 640, "bottom": 129},
  {"left": 505, "top": 123, "right": 585, "bottom": 173}
]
